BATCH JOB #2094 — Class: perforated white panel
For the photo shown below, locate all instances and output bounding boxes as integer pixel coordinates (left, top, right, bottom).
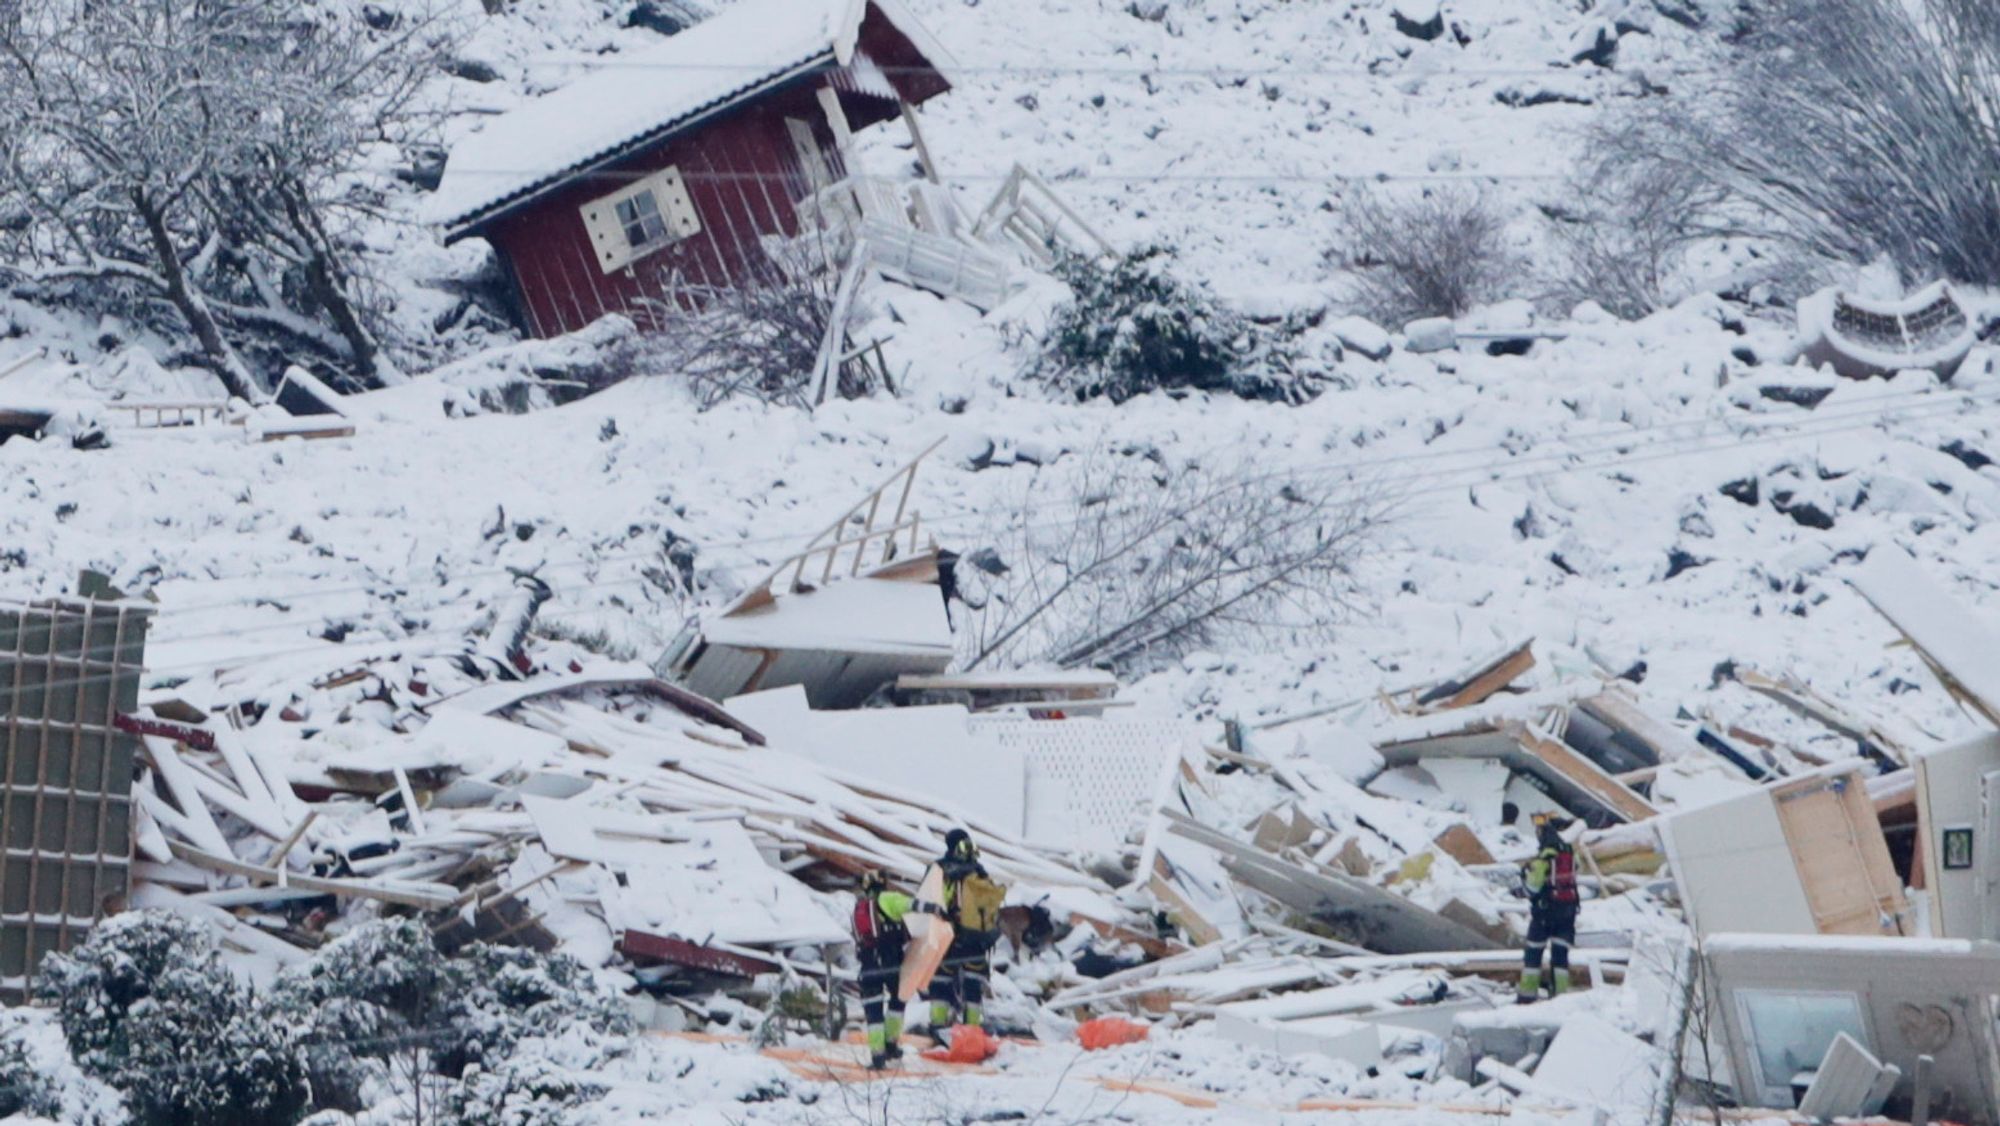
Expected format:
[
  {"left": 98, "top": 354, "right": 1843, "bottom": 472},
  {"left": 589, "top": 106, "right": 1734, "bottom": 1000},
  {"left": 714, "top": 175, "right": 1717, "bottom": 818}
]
[{"left": 971, "top": 717, "right": 1187, "bottom": 850}]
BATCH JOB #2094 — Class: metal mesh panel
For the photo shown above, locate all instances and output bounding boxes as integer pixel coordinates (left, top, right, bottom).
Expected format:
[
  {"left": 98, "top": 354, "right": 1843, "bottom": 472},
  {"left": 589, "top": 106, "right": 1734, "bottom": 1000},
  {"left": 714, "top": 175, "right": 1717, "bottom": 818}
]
[
  {"left": 973, "top": 717, "right": 1186, "bottom": 850},
  {"left": 0, "top": 598, "right": 150, "bottom": 1001}
]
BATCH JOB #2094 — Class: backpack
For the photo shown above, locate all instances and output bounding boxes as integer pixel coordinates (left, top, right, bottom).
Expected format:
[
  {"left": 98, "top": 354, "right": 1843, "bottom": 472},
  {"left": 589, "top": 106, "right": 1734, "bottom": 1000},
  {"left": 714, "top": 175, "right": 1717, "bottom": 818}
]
[
  {"left": 1550, "top": 847, "right": 1580, "bottom": 906},
  {"left": 955, "top": 874, "right": 1007, "bottom": 934},
  {"left": 853, "top": 898, "right": 882, "bottom": 946}
]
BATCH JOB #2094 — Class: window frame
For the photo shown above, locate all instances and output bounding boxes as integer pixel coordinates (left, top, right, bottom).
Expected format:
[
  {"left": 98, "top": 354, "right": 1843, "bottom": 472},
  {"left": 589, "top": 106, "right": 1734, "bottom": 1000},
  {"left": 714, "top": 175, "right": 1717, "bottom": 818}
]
[
  {"left": 579, "top": 166, "right": 702, "bottom": 275},
  {"left": 1732, "top": 987, "right": 1871, "bottom": 1105}
]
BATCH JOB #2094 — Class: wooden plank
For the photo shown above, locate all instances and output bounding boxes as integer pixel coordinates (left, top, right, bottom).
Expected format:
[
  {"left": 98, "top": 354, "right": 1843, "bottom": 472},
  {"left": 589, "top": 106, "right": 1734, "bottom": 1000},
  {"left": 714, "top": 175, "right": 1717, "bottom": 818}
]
[
  {"left": 1432, "top": 824, "right": 1495, "bottom": 866},
  {"left": 619, "top": 928, "right": 780, "bottom": 977},
  {"left": 1418, "top": 640, "right": 1536, "bottom": 711},
  {"left": 167, "top": 840, "right": 458, "bottom": 909},
  {"left": 1772, "top": 772, "right": 1910, "bottom": 936},
  {"left": 1505, "top": 723, "right": 1658, "bottom": 823},
  {"left": 1146, "top": 870, "right": 1224, "bottom": 947}
]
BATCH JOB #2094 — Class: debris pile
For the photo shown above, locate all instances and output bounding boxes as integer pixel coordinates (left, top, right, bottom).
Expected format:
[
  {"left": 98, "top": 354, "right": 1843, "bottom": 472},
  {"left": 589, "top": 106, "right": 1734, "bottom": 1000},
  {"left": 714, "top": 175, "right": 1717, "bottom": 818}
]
[{"left": 14, "top": 474, "right": 2000, "bottom": 1122}]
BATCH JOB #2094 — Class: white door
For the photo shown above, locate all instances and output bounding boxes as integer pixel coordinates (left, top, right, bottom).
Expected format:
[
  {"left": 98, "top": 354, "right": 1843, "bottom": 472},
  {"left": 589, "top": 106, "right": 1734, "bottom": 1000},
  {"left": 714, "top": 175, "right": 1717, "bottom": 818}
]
[{"left": 1980, "top": 770, "right": 2000, "bottom": 938}]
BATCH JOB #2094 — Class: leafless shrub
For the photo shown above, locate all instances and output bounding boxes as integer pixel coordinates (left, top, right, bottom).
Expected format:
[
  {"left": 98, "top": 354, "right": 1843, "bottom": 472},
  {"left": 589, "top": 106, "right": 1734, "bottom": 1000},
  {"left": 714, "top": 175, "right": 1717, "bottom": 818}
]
[
  {"left": 1334, "top": 185, "right": 1519, "bottom": 325},
  {"left": 640, "top": 233, "right": 885, "bottom": 410},
  {"left": 1616, "top": 0, "right": 2000, "bottom": 286},
  {"left": 959, "top": 450, "right": 1391, "bottom": 674},
  {"left": 1540, "top": 130, "right": 1728, "bottom": 318}
]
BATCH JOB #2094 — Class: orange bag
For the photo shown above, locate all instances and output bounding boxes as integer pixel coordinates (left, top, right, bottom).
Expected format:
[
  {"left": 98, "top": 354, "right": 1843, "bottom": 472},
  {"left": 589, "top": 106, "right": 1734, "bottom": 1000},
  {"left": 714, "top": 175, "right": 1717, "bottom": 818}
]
[
  {"left": 1076, "top": 1017, "right": 1150, "bottom": 1050},
  {"left": 920, "top": 1024, "right": 999, "bottom": 1064}
]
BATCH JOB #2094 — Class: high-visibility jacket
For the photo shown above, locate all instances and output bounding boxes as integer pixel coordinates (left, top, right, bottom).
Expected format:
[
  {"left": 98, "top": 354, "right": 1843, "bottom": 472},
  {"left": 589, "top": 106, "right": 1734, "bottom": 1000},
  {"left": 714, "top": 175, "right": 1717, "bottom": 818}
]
[
  {"left": 1522, "top": 844, "right": 1580, "bottom": 907},
  {"left": 854, "top": 890, "right": 912, "bottom": 970}
]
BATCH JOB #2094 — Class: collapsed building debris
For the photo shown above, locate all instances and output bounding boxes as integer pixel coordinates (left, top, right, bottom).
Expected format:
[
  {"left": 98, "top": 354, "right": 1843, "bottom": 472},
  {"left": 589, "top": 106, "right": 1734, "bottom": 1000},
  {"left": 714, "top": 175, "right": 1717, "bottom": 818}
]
[
  {"left": 16, "top": 520, "right": 2000, "bottom": 1124},
  {"left": 1798, "top": 281, "right": 1977, "bottom": 380},
  {"left": 1663, "top": 765, "right": 1911, "bottom": 937},
  {"left": 1701, "top": 934, "right": 2000, "bottom": 1122},
  {"left": 661, "top": 442, "right": 954, "bottom": 708},
  {"left": 1362, "top": 687, "right": 1661, "bottom": 829}
]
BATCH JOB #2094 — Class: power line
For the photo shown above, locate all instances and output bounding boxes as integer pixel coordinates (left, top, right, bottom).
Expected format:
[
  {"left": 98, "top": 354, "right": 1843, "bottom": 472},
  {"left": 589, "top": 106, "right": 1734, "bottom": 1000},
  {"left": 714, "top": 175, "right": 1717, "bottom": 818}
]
[
  {"left": 519, "top": 58, "right": 1692, "bottom": 81},
  {"left": 14, "top": 376, "right": 1996, "bottom": 664},
  {"left": 431, "top": 165, "right": 1565, "bottom": 185},
  {"left": 6, "top": 381, "right": 1994, "bottom": 703},
  {"left": 21, "top": 370, "right": 1974, "bottom": 653}
]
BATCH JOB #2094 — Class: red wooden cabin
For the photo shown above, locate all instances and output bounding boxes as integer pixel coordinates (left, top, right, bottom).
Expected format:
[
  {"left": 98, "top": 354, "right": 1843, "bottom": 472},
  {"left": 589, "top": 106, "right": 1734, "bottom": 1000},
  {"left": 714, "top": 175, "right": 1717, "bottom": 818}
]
[{"left": 431, "top": 0, "right": 953, "bottom": 339}]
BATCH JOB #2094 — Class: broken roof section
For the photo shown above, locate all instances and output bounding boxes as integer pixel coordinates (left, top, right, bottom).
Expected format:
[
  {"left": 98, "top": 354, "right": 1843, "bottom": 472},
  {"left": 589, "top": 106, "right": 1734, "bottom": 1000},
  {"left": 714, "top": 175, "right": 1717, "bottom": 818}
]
[
  {"left": 1363, "top": 685, "right": 1661, "bottom": 828},
  {"left": 1848, "top": 546, "right": 2000, "bottom": 727},
  {"left": 430, "top": 0, "right": 955, "bottom": 234},
  {"left": 664, "top": 439, "right": 954, "bottom": 708},
  {"left": 1703, "top": 933, "right": 2000, "bottom": 1121}
]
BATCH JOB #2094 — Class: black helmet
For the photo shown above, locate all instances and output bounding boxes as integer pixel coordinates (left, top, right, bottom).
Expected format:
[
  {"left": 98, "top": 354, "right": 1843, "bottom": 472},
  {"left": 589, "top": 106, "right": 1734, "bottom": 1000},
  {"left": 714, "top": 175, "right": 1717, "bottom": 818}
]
[
  {"left": 944, "top": 828, "right": 976, "bottom": 861},
  {"left": 860, "top": 869, "right": 886, "bottom": 896}
]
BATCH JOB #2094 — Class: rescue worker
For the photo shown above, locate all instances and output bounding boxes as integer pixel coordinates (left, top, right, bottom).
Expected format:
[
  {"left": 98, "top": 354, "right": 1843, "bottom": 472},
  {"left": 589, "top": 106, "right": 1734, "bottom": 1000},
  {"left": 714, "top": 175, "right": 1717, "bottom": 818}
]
[
  {"left": 1518, "top": 815, "right": 1580, "bottom": 1003},
  {"left": 853, "top": 869, "right": 912, "bottom": 1070},
  {"left": 922, "top": 828, "right": 998, "bottom": 1038}
]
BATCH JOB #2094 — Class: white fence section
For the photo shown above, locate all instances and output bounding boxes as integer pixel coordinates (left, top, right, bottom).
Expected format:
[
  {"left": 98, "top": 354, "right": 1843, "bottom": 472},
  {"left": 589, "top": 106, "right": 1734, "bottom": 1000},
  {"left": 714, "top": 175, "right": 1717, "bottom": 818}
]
[
  {"left": 973, "top": 716, "right": 1189, "bottom": 851},
  {"left": 861, "top": 220, "right": 1011, "bottom": 311},
  {"left": 970, "top": 164, "right": 1112, "bottom": 268}
]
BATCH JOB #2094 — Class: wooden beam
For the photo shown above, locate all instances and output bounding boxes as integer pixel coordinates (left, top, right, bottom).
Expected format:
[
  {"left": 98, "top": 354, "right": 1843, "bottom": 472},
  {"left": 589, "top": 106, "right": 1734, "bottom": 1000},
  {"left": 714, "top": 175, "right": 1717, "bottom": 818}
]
[
  {"left": 167, "top": 840, "right": 458, "bottom": 909},
  {"left": 900, "top": 102, "right": 941, "bottom": 184},
  {"left": 619, "top": 928, "right": 780, "bottom": 977},
  {"left": 1504, "top": 722, "right": 1658, "bottom": 823},
  {"left": 1422, "top": 642, "right": 1536, "bottom": 711}
]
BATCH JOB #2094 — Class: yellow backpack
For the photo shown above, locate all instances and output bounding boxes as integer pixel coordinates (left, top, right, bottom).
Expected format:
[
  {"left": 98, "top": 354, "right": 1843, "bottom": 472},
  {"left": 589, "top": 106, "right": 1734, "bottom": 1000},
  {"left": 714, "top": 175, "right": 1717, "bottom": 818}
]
[{"left": 955, "top": 874, "right": 1007, "bottom": 934}]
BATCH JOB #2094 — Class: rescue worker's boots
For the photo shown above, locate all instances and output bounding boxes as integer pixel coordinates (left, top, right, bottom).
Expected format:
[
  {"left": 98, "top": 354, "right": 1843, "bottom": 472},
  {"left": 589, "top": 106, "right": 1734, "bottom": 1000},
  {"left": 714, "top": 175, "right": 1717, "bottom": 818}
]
[
  {"left": 1516, "top": 968, "right": 1542, "bottom": 1004},
  {"left": 929, "top": 1003, "right": 956, "bottom": 1047},
  {"left": 963, "top": 1004, "right": 983, "bottom": 1028},
  {"left": 867, "top": 1024, "right": 891, "bottom": 1070},
  {"left": 883, "top": 1015, "right": 905, "bottom": 1061},
  {"left": 1551, "top": 968, "right": 1571, "bottom": 996}
]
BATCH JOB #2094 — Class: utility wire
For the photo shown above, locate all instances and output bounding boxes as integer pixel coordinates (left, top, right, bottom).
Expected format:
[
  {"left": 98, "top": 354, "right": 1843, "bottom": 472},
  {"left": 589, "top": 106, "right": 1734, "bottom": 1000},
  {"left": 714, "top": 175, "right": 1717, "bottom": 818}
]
[
  {"left": 5, "top": 382, "right": 1995, "bottom": 703},
  {"left": 12, "top": 378, "right": 1997, "bottom": 667},
  {"left": 64, "top": 368, "right": 1994, "bottom": 634}
]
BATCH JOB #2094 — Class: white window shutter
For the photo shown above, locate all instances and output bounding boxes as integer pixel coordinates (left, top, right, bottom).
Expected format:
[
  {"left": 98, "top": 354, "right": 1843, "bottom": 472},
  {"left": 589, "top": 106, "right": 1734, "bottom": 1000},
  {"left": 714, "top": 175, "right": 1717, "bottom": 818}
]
[{"left": 578, "top": 166, "right": 705, "bottom": 275}]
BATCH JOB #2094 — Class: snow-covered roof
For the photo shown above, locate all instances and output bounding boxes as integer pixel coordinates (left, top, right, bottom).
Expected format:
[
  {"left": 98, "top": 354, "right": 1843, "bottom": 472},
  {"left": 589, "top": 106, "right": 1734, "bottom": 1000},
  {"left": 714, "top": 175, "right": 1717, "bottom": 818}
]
[{"left": 429, "top": 0, "right": 950, "bottom": 234}]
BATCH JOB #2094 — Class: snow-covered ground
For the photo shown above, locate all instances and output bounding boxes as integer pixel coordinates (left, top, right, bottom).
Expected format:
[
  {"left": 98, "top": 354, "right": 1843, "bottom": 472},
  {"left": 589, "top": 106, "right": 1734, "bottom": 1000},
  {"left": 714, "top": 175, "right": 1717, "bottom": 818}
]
[{"left": 4, "top": 0, "right": 1997, "bottom": 1121}]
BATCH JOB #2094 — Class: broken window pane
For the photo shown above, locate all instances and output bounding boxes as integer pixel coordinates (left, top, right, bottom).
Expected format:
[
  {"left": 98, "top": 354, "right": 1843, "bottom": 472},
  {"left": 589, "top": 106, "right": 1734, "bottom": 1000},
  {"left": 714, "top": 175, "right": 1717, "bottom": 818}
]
[
  {"left": 1739, "top": 990, "right": 1867, "bottom": 1094},
  {"left": 615, "top": 190, "right": 669, "bottom": 249}
]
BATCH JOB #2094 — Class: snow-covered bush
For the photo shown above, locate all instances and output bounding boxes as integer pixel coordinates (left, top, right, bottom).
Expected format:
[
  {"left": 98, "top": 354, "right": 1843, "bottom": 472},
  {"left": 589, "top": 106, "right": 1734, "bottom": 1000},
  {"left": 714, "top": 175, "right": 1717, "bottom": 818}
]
[
  {"left": 1035, "top": 247, "right": 1316, "bottom": 404},
  {"left": 267, "top": 919, "right": 632, "bottom": 1114},
  {"left": 443, "top": 1055, "right": 610, "bottom": 1126},
  {"left": 0, "top": 1008, "right": 124, "bottom": 1125},
  {"left": 1336, "top": 186, "right": 1518, "bottom": 324},
  {"left": 35, "top": 911, "right": 306, "bottom": 1126},
  {"left": 1615, "top": 0, "right": 2000, "bottom": 286},
  {"left": 0, "top": 1025, "right": 59, "bottom": 1119}
]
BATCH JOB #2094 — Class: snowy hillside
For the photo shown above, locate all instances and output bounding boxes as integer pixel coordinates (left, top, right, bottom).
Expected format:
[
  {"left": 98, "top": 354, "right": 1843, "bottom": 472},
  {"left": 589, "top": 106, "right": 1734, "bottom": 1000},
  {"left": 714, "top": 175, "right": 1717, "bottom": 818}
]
[
  {"left": 2, "top": 0, "right": 1990, "bottom": 741},
  {"left": 5, "top": 0, "right": 2000, "bottom": 1121}
]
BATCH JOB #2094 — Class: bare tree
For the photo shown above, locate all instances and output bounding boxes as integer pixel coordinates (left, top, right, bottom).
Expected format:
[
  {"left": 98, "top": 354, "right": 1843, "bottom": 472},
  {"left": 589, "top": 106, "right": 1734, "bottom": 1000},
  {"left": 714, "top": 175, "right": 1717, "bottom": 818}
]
[
  {"left": 201, "top": 4, "right": 452, "bottom": 388},
  {"left": 1334, "top": 185, "right": 1519, "bottom": 325},
  {"left": 1614, "top": 0, "right": 2000, "bottom": 286},
  {"left": 0, "top": 0, "right": 452, "bottom": 396},
  {"left": 960, "top": 451, "right": 1390, "bottom": 674}
]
